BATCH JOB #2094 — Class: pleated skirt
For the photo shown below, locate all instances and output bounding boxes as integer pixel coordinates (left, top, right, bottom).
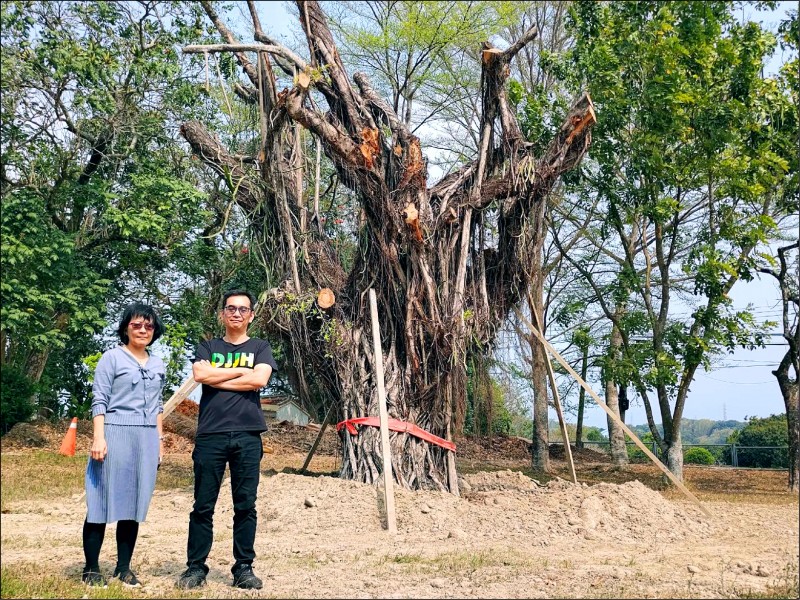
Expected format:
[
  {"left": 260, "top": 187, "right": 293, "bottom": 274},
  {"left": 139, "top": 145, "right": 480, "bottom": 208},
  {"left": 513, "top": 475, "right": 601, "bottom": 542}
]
[{"left": 85, "top": 424, "right": 159, "bottom": 523}]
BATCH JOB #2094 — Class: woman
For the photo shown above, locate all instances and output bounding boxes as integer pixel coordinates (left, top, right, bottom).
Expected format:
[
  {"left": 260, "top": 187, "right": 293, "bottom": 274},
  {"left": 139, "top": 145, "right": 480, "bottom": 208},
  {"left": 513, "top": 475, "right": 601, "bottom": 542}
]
[{"left": 82, "top": 302, "right": 166, "bottom": 587}]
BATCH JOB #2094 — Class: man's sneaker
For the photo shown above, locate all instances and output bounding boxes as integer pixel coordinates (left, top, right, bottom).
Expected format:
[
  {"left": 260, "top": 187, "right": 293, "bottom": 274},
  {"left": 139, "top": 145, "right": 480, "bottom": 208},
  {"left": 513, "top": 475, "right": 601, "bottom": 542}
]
[
  {"left": 177, "top": 567, "right": 207, "bottom": 589},
  {"left": 232, "top": 564, "right": 263, "bottom": 590},
  {"left": 113, "top": 568, "right": 141, "bottom": 587},
  {"left": 81, "top": 569, "right": 108, "bottom": 588}
]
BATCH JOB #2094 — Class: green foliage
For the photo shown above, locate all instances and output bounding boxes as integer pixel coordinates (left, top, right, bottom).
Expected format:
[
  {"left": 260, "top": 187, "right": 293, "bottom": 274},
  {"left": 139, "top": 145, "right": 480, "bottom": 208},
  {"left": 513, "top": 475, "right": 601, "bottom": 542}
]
[
  {"left": 465, "top": 361, "right": 513, "bottom": 436},
  {"left": 627, "top": 431, "right": 656, "bottom": 463},
  {"left": 550, "top": 1, "right": 796, "bottom": 451},
  {"left": 727, "top": 414, "right": 789, "bottom": 468},
  {"left": 0, "top": 366, "right": 36, "bottom": 434},
  {"left": 684, "top": 446, "right": 716, "bottom": 465},
  {"left": 585, "top": 427, "right": 606, "bottom": 442},
  {"left": 628, "top": 418, "right": 745, "bottom": 445},
  {"left": 1, "top": 191, "right": 110, "bottom": 352},
  {"left": 0, "top": 0, "right": 226, "bottom": 418}
]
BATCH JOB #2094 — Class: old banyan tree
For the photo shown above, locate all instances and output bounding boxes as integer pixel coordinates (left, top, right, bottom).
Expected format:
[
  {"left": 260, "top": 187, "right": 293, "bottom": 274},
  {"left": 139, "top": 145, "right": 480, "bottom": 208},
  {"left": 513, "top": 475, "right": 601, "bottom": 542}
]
[{"left": 181, "top": 0, "right": 595, "bottom": 493}]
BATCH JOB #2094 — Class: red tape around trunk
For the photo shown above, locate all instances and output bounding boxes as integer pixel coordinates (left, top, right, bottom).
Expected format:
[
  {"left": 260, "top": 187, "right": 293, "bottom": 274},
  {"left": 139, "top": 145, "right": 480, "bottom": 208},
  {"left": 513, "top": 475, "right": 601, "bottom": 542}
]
[{"left": 336, "top": 417, "right": 456, "bottom": 452}]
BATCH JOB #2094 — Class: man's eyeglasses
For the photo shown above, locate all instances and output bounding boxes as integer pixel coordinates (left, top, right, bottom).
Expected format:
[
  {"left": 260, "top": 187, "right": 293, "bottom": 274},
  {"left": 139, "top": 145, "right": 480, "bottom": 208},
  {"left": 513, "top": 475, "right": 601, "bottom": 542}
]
[
  {"left": 129, "top": 321, "right": 155, "bottom": 331},
  {"left": 224, "top": 306, "right": 253, "bottom": 316}
]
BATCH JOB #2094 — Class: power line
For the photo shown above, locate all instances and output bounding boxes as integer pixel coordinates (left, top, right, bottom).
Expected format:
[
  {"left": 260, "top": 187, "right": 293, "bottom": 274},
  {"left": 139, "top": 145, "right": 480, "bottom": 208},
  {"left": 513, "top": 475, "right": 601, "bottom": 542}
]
[{"left": 696, "top": 374, "right": 776, "bottom": 385}]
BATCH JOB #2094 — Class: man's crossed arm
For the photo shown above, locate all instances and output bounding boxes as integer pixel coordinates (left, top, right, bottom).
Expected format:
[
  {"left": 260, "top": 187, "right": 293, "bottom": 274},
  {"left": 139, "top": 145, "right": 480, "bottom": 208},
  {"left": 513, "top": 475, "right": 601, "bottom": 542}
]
[{"left": 193, "top": 360, "right": 272, "bottom": 391}]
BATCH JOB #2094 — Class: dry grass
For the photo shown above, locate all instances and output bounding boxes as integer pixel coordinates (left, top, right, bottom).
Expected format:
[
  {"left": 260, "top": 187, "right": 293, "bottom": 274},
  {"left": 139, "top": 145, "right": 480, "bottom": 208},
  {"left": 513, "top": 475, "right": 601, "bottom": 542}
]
[
  {"left": 0, "top": 452, "right": 198, "bottom": 514},
  {"left": 0, "top": 562, "right": 204, "bottom": 600},
  {"left": 1, "top": 452, "right": 85, "bottom": 513}
]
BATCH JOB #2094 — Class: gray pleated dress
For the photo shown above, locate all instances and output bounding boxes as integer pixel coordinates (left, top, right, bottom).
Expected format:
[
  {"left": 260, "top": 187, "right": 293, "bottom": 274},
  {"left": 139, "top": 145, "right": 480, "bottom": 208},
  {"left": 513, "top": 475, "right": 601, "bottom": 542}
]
[{"left": 85, "top": 346, "right": 165, "bottom": 524}]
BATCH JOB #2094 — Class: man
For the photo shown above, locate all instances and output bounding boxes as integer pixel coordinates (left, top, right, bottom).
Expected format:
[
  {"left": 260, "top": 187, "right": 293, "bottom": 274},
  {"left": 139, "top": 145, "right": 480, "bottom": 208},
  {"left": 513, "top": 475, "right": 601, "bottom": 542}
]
[{"left": 177, "top": 290, "right": 276, "bottom": 590}]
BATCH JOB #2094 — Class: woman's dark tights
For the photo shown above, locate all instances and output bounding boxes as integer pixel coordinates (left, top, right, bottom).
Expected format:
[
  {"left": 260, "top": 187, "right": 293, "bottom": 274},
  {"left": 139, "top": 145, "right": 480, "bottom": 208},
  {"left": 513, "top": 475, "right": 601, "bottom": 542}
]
[{"left": 82, "top": 519, "right": 139, "bottom": 573}]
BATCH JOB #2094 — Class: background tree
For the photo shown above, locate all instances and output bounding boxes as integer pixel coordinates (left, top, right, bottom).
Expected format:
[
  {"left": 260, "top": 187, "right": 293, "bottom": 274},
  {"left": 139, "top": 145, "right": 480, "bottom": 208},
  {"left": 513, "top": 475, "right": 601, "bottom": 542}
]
[
  {"left": 759, "top": 242, "right": 799, "bottom": 489},
  {"left": 727, "top": 414, "right": 790, "bottom": 469},
  {"left": 0, "top": 0, "right": 219, "bottom": 423},
  {"left": 181, "top": 0, "right": 595, "bottom": 491},
  {"left": 550, "top": 0, "right": 795, "bottom": 480}
]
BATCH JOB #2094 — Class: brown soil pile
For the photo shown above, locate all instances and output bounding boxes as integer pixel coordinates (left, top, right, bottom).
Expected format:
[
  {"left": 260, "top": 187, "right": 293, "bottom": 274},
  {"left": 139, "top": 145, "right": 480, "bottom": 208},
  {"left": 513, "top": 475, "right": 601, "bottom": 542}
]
[
  {"left": 549, "top": 442, "right": 611, "bottom": 463},
  {"left": 174, "top": 398, "right": 199, "bottom": 417}
]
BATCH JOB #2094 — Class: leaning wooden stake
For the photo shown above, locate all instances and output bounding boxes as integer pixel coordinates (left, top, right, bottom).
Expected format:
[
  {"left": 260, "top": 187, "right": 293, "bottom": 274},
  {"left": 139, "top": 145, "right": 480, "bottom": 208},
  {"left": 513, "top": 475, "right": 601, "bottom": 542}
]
[
  {"left": 369, "top": 288, "right": 397, "bottom": 533},
  {"left": 162, "top": 376, "right": 200, "bottom": 418},
  {"left": 300, "top": 402, "right": 336, "bottom": 474},
  {"left": 527, "top": 307, "right": 577, "bottom": 483},
  {"left": 514, "top": 308, "right": 711, "bottom": 518}
]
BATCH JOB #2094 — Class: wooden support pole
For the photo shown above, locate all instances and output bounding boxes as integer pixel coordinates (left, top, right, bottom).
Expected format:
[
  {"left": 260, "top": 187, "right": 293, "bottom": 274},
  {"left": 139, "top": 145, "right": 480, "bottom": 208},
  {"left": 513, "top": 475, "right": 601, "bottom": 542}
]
[
  {"left": 369, "top": 288, "right": 397, "bottom": 533},
  {"left": 300, "top": 402, "right": 337, "bottom": 474},
  {"left": 513, "top": 308, "right": 711, "bottom": 518},
  {"left": 526, "top": 307, "right": 577, "bottom": 484},
  {"left": 162, "top": 376, "right": 200, "bottom": 418}
]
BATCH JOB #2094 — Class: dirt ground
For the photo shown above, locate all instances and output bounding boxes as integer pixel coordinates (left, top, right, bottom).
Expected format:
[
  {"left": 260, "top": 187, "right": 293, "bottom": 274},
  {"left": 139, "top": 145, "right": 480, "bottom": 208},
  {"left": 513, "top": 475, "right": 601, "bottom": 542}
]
[{"left": 1, "top": 421, "right": 798, "bottom": 598}]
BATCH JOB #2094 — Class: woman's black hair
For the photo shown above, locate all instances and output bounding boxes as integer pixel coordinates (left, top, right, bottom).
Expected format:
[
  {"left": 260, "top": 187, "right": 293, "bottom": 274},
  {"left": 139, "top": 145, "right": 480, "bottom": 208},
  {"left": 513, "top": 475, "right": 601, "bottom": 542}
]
[{"left": 117, "top": 302, "right": 165, "bottom": 345}]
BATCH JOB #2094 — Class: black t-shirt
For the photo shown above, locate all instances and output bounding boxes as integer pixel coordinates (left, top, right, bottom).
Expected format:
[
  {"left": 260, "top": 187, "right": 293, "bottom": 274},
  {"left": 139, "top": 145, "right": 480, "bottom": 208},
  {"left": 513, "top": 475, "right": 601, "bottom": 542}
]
[{"left": 192, "top": 337, "right": 277, "bottom": 435}]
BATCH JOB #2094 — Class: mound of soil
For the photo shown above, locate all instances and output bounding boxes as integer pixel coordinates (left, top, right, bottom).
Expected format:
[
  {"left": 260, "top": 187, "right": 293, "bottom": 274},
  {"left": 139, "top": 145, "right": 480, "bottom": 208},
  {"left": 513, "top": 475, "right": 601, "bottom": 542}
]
[
  {"left": 550, "top": 442, "right": 611, "bottom": 463},
  {"left": 174, "top": 398, "right": 199, "bottom": 417},
  {"left": 2, "top": 423, "right": 49, "bottom": 448}
]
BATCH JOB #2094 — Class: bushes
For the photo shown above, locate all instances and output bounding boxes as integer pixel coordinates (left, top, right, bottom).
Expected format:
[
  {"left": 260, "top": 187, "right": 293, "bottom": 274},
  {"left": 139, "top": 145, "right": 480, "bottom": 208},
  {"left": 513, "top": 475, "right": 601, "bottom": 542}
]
[
  {"left": 726, "top": 414, "right": 789, "bottom": 468},
  {"left": 0, "top": 366, "right": 36, "bottom": 434},
  {"left": 684, "top": 446, "right": 716, "bottom": 465}
]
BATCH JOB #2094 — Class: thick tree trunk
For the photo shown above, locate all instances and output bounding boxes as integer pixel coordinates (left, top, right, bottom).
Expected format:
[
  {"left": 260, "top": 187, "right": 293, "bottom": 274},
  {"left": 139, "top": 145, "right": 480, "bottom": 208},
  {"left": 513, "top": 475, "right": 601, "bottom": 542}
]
[
  {"left": 775, "top": 351, "right": 799, "bottom": 492},
  {"left": 531, "top": 342, "right": 550, "bottom": 471},
  {"left": 605, "top": 323, "right": 628, "bottom": 468},
  {"left": 786, "top": 384, "right": 799, "bottom": 492},
  {"left": 529, "top": 235, "right": 550, "bottom": 472},
  {"left": 575, "top": 346, "right": 588, "bottom": 449},
  {"left": 184, "top": 0, "right": 594, "bottom": 491},
  {"left": 665, "top": 431, "right": 684, "bottom": 483}
]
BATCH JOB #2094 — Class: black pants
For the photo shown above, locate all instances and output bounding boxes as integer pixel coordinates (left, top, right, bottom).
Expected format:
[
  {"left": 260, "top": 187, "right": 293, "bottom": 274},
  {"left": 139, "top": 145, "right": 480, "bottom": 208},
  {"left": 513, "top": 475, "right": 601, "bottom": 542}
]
[{"left": 186, "top": 431, "right": 263, "bottom": 574}]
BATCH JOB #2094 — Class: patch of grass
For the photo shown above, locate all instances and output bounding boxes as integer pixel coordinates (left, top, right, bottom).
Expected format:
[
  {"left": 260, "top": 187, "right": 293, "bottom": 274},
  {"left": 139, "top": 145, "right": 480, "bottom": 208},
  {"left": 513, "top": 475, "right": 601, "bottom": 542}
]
[
  {"left": 379, "top": 549, "right": 536, "bottom": 574},
  {"left": 382, "top": 553, "right": 426, "bottom": 564},
  {"left": 0, "top": 452, "right": 84, "bottom": 512},
  {"left": 0, "top": 451, "right": 196, "bottom": 513},
  {"left": 0, "top": 564, "right": 203, "bottom": 599},
  {"left": 155, "top": 456, "right": 194, "bottom": 490}
]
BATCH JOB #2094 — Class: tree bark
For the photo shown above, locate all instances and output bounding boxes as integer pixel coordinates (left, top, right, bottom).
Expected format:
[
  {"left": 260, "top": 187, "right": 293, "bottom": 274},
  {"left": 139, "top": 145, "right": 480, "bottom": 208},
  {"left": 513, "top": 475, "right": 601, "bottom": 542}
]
[
  {"left": 575, "top": 345, "right": 588, "bottom": 449},
  {"left": 665, "top": 430, "right": 684, "bottom": 482},
  {"left": 605, "top": 322, "right": 628, "bottom": 468},
  {"left": 775, "top": 351, "right": 800, "bottom": 492},
  {"left": 530, "top": 341, "right": 550, "bottom": 472}
]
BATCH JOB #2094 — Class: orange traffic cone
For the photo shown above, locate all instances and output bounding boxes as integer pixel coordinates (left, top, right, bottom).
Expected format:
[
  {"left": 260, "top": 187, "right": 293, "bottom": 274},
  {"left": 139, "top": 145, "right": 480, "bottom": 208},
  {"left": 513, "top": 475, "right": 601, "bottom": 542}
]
[{"left": 59, "top": 417, "right": 78, "bottom": 456}]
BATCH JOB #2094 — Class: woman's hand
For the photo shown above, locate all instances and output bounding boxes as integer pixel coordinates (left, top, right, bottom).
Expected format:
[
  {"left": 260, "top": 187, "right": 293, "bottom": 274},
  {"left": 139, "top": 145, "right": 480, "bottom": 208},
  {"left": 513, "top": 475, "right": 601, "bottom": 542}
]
[
  {"left": 159, "top": 439, "right": 164, "bottom": 467},
  {"left": 91, "top": 437, "right": 107, "bottom": 462}
]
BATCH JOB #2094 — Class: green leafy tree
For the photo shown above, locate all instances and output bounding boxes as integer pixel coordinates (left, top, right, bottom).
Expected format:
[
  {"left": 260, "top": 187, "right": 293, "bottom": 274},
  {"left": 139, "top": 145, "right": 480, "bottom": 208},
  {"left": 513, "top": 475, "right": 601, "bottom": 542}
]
[
  {"left": 0, "top": 0, "right": 215, "bottom": 418},
  {"left": 552, "top": 1, "right": 795, "bottom": 480},
  {"left": 727, "top": 414, "right": 790, "bottom": 468}
]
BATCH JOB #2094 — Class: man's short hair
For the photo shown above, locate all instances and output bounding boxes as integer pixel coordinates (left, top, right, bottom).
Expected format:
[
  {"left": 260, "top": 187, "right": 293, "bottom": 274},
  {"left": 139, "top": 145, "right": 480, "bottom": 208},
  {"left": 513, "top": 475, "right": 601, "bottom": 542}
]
[{"left": 221, "top": 289, "right": 256, "bottom": 310}]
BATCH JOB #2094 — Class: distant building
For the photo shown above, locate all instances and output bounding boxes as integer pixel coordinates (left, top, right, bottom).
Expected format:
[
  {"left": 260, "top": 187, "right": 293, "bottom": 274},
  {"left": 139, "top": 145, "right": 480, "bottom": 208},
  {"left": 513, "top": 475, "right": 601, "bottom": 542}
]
[{"left": 259, "top": 395, "right": 311, "bottom": 426}]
